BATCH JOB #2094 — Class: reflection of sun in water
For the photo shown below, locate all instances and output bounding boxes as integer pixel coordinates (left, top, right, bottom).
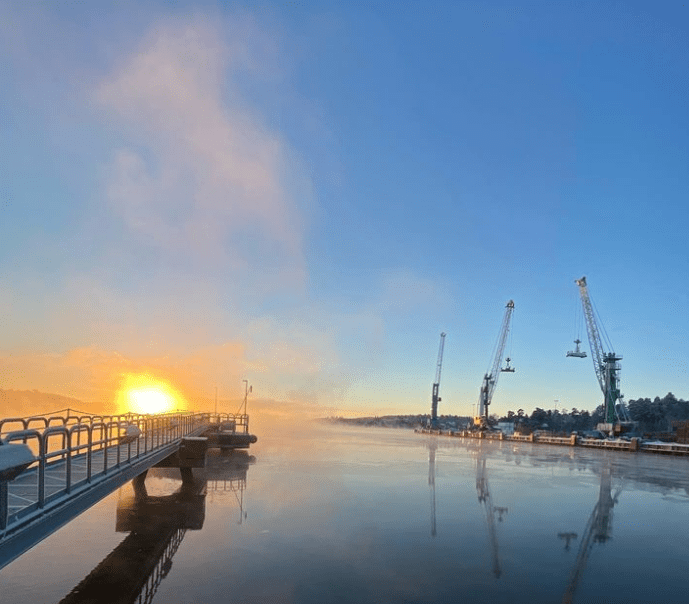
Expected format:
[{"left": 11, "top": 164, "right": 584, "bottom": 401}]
[{"left": 116, "top": 374, "right": 185, "bottom": 414}]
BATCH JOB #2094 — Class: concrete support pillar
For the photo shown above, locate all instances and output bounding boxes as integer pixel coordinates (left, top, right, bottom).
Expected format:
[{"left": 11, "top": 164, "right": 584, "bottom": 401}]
[
  {"left": 180, "top": 467, "right": 193, "bottom": 483},
  {"left": 132, "top": 470, "right": 148, "bottom": 498},
  {"left": 570, "top": 435, "right": 578, "bottom": 446}
]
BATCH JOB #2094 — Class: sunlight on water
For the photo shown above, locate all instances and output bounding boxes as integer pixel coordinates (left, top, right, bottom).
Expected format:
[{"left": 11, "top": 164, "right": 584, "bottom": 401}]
[{"left": 2, "top": 426, "right": 689, "bottom": 604}]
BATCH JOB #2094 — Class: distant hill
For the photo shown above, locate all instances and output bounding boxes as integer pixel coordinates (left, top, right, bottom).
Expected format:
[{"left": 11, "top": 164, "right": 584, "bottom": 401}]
[{"left": 0, "top": 389, "right": 100, "bottom": 418}]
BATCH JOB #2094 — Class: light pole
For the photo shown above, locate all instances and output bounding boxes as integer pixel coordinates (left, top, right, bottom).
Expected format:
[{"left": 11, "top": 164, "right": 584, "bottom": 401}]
[
  {"left": 242, "top": 380, "right": 251, "bottom": 415},
  {"left": 215, "top": 385, "right": 218, "bottom": 415}
]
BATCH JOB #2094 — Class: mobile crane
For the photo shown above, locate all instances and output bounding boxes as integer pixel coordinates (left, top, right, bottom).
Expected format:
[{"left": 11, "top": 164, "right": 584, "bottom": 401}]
[
  {"left": 474, "top": 301, "right": 515, "bottom": 430},
  {"left": 429, "top": 333, "right": 446, "bottom": 429},
  {"left": 569, "top": 277, "right": 632, "bottom": 434}
]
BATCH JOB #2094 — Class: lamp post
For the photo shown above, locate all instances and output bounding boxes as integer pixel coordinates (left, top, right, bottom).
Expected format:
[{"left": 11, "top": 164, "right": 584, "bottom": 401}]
[{"left": 242, "top": 380, "right": 251, "bottom": 415}]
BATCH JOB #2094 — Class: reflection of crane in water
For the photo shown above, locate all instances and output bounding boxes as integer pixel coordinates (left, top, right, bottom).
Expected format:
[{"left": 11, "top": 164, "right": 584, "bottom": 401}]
[
  {"left": 476, "top": 450, "right": 507, "bottom": 578},
  {"left": 58, "top": 451, "right": 253, "bottom": 604},
  {"left": 428, "top": 439, "right": 437, "bottom": 537},
  {"left": 561, "top": 464, "right": 620, "bottom": 604}
]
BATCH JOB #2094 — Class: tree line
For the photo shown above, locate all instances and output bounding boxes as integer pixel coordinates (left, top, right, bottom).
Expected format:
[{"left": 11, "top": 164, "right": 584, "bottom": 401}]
[{"left": 497, "top": 392, "right": 689, "bottom": 434}]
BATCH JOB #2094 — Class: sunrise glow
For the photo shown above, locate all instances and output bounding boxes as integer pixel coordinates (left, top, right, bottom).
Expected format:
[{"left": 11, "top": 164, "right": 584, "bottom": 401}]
[{"left": 115, "top": 374, "right": 186, "bottom": 415}]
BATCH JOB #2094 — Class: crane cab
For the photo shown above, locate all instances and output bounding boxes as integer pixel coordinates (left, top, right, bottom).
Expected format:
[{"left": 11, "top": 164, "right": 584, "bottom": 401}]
[{"left": 566, "top": 339, "right": 587, "bottom": 358}]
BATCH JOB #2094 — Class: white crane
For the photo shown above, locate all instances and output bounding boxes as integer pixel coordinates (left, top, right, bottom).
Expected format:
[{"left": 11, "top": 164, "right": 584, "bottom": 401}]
[
  {"left": 429, "top": 333, "right": 446, "bottom": 429},
  {"left": 474, "top": 301, "right": 515, "bottom": 429}
]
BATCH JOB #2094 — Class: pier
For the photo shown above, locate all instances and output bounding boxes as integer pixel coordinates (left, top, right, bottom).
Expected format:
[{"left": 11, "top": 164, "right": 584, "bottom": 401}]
[{"left": 0, "top": 411, "right": 257, "bottom": 570}]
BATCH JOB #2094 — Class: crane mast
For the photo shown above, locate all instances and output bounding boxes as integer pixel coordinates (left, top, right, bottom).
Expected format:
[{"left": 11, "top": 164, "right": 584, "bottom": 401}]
[
  {"left": 475, "top": 301, "right": 515, "bottom": 428},
  {"left": 430, "top": 332, "right": 446, "bottom": 429},
  {"left": 573, "top": 277, "right": 626, "bottom": 427}
]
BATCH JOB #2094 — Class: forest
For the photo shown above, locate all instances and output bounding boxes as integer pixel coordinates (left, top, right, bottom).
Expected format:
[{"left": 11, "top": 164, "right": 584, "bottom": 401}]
[{"left": 497, "top": 392, "right": 689, "bottom": 435}]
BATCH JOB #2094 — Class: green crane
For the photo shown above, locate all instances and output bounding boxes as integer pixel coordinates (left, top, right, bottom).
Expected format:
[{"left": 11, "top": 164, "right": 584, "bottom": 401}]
[{"left": 571, "top": 277, "right": 631, "bottom": 430}]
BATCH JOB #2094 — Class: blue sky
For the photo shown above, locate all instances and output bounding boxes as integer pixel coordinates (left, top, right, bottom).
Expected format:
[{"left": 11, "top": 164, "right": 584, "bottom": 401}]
[{"left": 0, "top": 1, "right": 687, "bottom": 417}]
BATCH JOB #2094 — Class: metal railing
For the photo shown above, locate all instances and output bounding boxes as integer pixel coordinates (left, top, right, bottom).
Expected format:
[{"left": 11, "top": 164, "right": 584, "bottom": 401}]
[
  {"left": 0, "top": 412, "right": 209, "bottom": 533},
  {"left": 210, "top": 412, "right": 250, "bottom": 434}
]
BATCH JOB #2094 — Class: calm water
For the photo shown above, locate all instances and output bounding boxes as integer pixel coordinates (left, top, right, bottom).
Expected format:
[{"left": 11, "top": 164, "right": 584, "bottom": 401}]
[{"left": 2, "top": 424, "right": 689, "bottom": 604}]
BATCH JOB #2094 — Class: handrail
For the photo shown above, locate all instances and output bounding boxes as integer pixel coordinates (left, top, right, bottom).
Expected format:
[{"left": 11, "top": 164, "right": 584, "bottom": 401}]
[{"left": 1, "top": 412, "right": 211, "bottom": 523}]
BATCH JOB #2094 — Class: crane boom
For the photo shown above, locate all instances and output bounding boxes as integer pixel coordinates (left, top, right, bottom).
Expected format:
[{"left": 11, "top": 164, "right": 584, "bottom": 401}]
[
  {"left": 476, "top": 301, "right": 515, "bottom": 427},
  {"left": 573, "top": 277, "right": 625, "bottom": 426},
  {"left": 575, "top": 277, "right": 606, "bottom": 392},
  {"left": 430, "top": 333, "right": 446, "bottom": 428}
]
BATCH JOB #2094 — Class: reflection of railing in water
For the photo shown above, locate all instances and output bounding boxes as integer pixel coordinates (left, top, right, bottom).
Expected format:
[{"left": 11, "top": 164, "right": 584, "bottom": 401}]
[
  {"left": 208, "top": 477, "right": 248, "bottom": 524},
  {"left": 58, "top": 476, "right": 206, "bottom": 604},
  {"left": 205, "top": 451, "right": 254, "bottom": 525},
  {"left": 136, "top": 528, "right": 186, "bottom": 604},
  {"left": 57, "top": 453, "right": 253, "bottom": 604}
]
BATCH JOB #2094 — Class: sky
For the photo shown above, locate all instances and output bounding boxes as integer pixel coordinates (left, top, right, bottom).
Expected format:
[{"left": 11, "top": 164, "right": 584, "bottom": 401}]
[{"left": 0, "top": 0, "right": 687, "bottom": 419}]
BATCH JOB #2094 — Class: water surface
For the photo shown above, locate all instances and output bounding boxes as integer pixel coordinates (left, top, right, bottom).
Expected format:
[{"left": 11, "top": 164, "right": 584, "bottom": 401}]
[{"left": 2, "top": 424, "right": 688, "bottom": 603}]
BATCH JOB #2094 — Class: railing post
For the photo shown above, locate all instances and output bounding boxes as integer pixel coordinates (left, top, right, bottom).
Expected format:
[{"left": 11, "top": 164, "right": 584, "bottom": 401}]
[
  {"left": 66, "top": 431, "right": 72, "bottom": 493},
  {"left": 116, "top": 423, "right": 122, "bottom": 467},
  {"left": 38, "top": 440, "right": 46, "bottom": 508},
  {"left": 0, "top": 481, "right": 8, "bottom": 530},
  {"left": 87, "top": 428, "right": 93, "bottom": 482},
  {"left": 103, "top": 424, "right": 109, "bottom": 474}
]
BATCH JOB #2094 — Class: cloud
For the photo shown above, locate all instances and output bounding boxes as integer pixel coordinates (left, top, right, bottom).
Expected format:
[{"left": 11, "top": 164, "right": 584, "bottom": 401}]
[{"left": 96, "top": 15, "right": 307, "bottom": 286}]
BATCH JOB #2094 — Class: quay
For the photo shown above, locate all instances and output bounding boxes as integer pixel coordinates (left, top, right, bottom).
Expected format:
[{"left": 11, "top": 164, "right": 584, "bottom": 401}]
[
  {"left": 415, "top": 428, "right": 689, "bottom": 456},
  {"left": 0, "top": 410, "right": 257, "bottom": 571}
]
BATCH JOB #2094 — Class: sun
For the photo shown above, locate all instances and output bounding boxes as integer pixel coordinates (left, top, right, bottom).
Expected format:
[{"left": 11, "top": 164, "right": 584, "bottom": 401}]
[{"left": 116, "top": 373, "right": 185, "bottom": 415}]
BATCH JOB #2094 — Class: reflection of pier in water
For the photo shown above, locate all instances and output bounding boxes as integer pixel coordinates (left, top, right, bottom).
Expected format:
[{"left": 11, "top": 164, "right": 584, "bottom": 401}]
[{"left": 58, "top": 451, "right": 254, "bottom": 604}]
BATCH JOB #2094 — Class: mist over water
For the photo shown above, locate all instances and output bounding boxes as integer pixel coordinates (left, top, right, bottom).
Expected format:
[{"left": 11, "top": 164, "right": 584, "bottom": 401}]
[{"left": 2, "top": 425, "right": 689, "bottom": 604}]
